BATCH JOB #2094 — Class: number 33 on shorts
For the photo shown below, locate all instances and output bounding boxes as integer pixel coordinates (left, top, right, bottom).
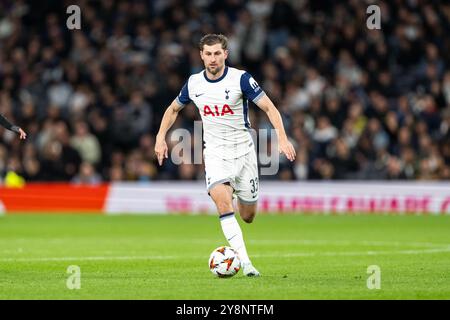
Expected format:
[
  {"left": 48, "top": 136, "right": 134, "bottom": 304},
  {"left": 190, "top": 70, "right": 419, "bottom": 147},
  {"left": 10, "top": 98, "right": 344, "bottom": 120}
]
[{"left": 249, "top": 177, "right": 258, "bottom": 199}]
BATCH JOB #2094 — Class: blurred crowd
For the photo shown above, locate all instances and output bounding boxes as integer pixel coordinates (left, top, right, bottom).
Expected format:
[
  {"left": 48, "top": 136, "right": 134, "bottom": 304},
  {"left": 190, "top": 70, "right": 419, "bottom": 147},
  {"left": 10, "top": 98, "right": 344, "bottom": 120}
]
[{"left": 0, "top": 0, "right": 450, "bottom": 184}]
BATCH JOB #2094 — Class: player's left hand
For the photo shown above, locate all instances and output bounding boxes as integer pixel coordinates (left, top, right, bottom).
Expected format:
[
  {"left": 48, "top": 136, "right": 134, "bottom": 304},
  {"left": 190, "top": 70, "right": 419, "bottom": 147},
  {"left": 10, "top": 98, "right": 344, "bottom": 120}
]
[
  {"left": 18, "top": 128, "right": 27, "bottom": 140},
  {"left": 279, "top": 138, "right": 296, "bottom": 162}
]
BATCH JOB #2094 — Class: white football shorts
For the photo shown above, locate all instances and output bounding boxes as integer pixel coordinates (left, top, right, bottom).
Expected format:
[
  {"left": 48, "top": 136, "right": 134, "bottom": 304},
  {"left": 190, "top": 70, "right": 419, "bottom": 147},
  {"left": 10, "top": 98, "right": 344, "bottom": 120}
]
[{"left": 204, "top": 146, "right": 259, "bottom": 204}]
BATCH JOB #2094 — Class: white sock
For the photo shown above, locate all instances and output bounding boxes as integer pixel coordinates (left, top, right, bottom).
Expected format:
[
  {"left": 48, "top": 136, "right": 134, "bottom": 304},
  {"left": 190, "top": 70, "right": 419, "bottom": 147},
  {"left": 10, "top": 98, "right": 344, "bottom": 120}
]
[{"left": 220, "top": 212, "right": 251, "bottom": 264}]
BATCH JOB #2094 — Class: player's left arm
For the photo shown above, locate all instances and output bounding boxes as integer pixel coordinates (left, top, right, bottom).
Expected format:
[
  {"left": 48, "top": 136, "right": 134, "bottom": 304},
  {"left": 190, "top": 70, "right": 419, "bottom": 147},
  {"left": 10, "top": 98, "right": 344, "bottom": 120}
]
[{"left": 255, "top": 95, "right": 296, "bottom": 162}]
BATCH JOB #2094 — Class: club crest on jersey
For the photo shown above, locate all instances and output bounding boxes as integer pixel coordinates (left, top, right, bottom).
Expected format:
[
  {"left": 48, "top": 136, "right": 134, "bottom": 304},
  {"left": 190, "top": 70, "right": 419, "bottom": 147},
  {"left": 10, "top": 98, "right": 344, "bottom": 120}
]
[
  {"left": 225, "top": 89, "right": 230, "bottom": 99},
  {"left": 203, "top": 104, "right": 234, "bottom": 117}
]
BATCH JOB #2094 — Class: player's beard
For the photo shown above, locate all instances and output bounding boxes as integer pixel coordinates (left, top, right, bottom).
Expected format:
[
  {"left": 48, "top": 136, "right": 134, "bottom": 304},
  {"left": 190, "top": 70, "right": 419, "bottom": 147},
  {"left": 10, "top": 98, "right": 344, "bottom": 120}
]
[{"left": 207, "top": 64, "right": 223, "bottom": 76}]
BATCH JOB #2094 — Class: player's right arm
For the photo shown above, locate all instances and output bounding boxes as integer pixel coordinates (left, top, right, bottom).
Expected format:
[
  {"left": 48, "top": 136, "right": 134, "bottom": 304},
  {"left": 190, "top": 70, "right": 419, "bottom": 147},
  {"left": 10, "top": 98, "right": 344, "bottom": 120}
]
[
  {"left": 155, "top": 78, "right": 191, "bottom": 166},
  {"left": 155, "top": 100, "right": 184, "bottom": 166}
]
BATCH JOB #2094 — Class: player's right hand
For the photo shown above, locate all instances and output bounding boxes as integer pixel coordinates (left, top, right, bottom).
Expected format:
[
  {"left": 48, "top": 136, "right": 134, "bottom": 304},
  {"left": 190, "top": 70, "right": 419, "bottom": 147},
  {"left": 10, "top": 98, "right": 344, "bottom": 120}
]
[
  {"left": 18, "top": 128, "right": 27, "bottom": 140},
  {"left": 155, "top": 138, "right": 168, "bottom": 166}
]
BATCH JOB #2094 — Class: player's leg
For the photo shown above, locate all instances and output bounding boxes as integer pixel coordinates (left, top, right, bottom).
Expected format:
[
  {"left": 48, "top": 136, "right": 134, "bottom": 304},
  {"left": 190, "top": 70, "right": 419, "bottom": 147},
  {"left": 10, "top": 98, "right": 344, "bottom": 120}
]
[
  {"left": 209, "top": 183, "right": 254, "bottom": 275},
  {"left": 233, "top": 149, "right": 260, "bottom": 276},
  {"left": 208, "top": 182, "right": 234, "bottom": 214},
  {"left": 205, "top": 154, "right": 259, "bottom": 277},
  {"left": 233, "top": 197, "right": 260, "bottom": 277},
  {"left": 237, "top": 201, "right": 257, "bottom": 223},
  {"left": 235, "top": 147, "right": 259, "bottom": 223}
]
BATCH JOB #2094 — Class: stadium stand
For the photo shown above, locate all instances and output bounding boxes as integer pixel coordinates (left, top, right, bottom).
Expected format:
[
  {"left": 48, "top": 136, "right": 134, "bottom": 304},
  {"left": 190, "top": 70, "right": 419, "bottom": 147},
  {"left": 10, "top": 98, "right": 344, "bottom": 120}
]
[{"left": 0, "top": 0, "right": 449, "bottom": 183}]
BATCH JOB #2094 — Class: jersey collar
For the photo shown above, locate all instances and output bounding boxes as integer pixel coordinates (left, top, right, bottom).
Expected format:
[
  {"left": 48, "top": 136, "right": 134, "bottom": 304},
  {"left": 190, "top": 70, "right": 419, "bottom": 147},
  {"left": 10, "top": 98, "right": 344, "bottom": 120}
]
[{"left": 203, "top": 66, "right": 228, "bottom": 83}]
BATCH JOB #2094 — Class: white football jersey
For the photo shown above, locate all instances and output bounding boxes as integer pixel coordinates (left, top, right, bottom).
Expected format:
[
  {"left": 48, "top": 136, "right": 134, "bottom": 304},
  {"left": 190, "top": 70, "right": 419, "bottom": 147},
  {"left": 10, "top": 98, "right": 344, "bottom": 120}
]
[{"left": 176, "top": 66, "right": 265, "bottom": 159}]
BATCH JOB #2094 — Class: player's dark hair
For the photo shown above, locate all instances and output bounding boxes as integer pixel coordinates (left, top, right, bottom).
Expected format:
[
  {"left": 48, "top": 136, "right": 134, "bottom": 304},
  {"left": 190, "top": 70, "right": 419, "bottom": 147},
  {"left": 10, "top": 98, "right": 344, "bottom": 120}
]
[{"left": 198, "top": 34, "right": 228, "bottom": 51}]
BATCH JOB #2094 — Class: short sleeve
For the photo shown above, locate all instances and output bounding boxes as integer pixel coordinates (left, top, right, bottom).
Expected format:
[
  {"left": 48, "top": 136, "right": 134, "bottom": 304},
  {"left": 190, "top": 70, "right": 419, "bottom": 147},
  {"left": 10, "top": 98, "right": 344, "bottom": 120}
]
[
  {"left": 240, "top": 72, "right": 265, "bottom": 103},
  {"left": 175, "top": 80, "right": 191, "bottom": 107}
]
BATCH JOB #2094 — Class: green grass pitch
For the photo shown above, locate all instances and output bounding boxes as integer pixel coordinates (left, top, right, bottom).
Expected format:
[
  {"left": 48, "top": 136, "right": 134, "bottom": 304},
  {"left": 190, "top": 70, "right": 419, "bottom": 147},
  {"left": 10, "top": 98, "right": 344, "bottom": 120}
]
[{"left": 0, "top": 214, "right": 449, "bottom": 299}]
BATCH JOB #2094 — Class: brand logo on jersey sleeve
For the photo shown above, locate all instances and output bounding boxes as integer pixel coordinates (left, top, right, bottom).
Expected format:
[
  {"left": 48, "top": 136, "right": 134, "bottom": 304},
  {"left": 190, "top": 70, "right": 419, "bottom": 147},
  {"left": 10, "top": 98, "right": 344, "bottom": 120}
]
[{"left": 249, "top": 77, "right": 260, "bottom": 91}]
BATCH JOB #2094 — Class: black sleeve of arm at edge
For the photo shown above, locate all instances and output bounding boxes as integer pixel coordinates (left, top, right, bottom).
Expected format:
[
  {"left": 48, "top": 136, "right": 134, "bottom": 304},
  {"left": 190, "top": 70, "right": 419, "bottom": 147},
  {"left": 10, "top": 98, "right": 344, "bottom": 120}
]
[{"left": 0, "top": 114, "right": 20, "bottom": 133}]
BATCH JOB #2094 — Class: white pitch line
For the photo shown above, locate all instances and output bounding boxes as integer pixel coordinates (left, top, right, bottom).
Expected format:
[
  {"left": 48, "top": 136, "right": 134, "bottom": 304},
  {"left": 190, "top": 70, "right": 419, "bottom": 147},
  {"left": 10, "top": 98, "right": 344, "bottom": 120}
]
[
  {"left": 249, "top": 239, "right": 447, "bottom": 247},
  {"left": 169, "top": 239, "right": 449, "bottom": 248},
  {"left": 1, "top": 240, "right": 448, "bottom": 257},
  {"left": 3, "top": 238, "right": 447, "bottom": 248},
  {"left": 252, "top": 246, "right": 450, "bottom": 258},
  {"left": 0, "top": 255, "right": 178, "bottom": 262},
  {"left": 1, "top": 246, "right": 450, "bottom": 263},
  {"left": 150, "top": 239, "right": 450, "bottom": 248}
]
